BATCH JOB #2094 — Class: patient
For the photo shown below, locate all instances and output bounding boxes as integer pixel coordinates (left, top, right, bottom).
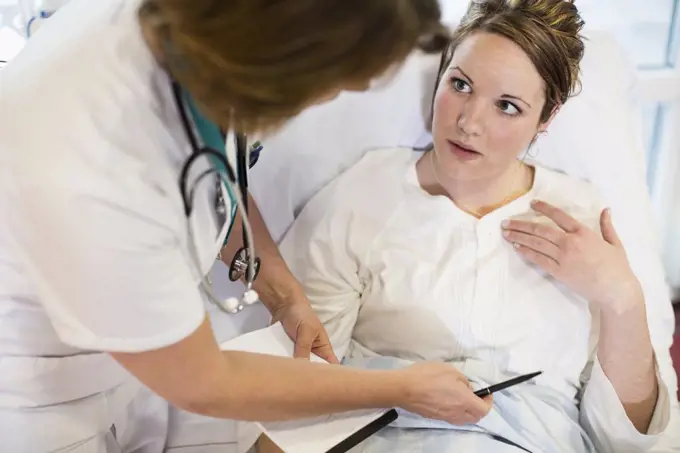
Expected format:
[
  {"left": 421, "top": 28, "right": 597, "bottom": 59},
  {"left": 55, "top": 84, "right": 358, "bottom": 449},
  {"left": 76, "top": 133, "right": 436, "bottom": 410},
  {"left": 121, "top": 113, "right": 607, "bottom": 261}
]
[{"left": 259, "top": 0, "right": 672, "bottom": 452}]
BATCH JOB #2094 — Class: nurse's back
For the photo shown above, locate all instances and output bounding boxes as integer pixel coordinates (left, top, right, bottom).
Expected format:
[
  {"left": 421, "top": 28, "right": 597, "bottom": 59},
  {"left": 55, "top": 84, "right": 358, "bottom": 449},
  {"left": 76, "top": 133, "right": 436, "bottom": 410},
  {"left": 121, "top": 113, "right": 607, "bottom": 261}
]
[{"left": 0, "top": 0, "right": 182, "bottom": 407}]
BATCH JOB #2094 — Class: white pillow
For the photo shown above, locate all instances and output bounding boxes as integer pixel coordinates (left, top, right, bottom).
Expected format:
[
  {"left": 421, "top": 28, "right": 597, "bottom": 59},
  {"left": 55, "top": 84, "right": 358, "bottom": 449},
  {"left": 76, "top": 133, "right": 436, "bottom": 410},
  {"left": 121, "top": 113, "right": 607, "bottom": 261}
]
[
  {"left": 530, "top": 31, "right": 678, "bottom": 397},
  {"left": 247, "top": 27, "right": 679, "bottom": 416},
  {"left": 248, "top": 51, "right": 441, "bottom": 241}
]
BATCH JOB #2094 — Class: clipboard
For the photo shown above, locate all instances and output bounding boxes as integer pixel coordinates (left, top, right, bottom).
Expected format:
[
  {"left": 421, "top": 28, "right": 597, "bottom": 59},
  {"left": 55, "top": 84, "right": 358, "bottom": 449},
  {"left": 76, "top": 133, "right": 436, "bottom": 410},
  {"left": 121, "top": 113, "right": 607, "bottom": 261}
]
[
  {"left": 220, "top": 324, "right": 399, "bottom": 453},
  {"left": 258, "top": 406, "right": 399, "bottom": 453},
  {"left": 324, "top": 408, "right": 399, "bottom": 453}
]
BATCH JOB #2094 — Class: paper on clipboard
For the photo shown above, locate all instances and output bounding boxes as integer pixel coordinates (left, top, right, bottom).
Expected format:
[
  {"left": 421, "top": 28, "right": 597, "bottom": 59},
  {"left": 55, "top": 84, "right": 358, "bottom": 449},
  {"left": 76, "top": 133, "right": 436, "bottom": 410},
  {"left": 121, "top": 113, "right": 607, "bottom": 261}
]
[
  {"left": 218, "top": 322, "right": 328, "bottom": 362},
  {"left": 219, "top": 323, "right": 397, "bottom": 453}
]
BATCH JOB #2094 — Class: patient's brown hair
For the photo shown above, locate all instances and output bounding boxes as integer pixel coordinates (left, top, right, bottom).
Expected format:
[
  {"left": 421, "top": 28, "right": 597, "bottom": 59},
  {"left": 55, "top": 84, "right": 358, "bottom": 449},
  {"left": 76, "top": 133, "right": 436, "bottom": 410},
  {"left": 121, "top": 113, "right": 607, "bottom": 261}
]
[
  {"left": 139, "top": 0, "right": 444, "bottom": 134},
  {"left": 433, "top": 0, "right": 586, "bottom": 123}
]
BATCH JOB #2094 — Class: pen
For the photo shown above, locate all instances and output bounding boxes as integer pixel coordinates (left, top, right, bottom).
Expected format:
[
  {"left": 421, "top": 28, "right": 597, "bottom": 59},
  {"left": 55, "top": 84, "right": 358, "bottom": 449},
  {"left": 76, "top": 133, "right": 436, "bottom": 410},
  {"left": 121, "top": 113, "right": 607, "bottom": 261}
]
[{"left": 473, "top": 371, "right": 542, "bottom": 397}]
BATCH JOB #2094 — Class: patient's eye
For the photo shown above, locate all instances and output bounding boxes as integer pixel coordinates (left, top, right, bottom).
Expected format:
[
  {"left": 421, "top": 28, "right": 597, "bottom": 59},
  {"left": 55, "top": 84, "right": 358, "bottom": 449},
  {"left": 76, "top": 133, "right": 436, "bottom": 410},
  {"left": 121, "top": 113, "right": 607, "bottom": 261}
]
[
  {"left": 450, "top": 77, "right": 471, "bottom": 93},
  {"left": 497, "top": 100, "right": 521, "bottom": 116}
]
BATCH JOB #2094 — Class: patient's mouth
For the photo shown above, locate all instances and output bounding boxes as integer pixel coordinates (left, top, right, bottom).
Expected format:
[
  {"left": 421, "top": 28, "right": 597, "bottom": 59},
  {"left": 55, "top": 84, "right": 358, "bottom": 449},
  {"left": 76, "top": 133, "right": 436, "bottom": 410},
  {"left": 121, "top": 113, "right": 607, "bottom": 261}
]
[{"left": 447, "top": 140, "right": 481, "bottom": 161}]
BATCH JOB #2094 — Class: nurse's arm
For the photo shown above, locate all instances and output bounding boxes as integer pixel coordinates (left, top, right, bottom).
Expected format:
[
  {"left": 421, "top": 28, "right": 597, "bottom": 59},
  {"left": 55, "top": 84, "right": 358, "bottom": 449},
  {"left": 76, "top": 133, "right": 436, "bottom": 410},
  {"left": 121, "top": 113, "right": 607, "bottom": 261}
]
[
  {"left": 222, "top": 195, "right": 340, "bottom": 363},
  {"left": 220, "top": 193, "right": 305, "bottom": 314},
  {"left": 110, "top": 316, "right": 404, "bottom": 421}
]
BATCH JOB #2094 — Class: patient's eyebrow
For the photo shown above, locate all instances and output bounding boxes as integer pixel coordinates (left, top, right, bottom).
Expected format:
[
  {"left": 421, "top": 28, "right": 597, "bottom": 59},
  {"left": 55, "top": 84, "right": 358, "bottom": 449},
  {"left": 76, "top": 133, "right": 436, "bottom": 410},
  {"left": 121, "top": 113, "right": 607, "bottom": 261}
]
[
  {"left": 451, "top": 65, "right": 473, "bottom": 84},
  {"left": 502, "top": 94, "right": 532, "bottom": 109}
]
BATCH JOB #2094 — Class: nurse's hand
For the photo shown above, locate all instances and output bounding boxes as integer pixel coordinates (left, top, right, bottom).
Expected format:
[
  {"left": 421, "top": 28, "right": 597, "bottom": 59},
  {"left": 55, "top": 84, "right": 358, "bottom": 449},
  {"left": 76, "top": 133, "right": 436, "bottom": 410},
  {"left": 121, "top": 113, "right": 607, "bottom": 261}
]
[
  {"left": 501, "top": 200, "right": 643, "bottom": 313},
  {"left": 271, "top": 296, "right": 340, "bottom": 364},
  {"left": 400, "top": 362, "right": 493, "bottom": 425}
]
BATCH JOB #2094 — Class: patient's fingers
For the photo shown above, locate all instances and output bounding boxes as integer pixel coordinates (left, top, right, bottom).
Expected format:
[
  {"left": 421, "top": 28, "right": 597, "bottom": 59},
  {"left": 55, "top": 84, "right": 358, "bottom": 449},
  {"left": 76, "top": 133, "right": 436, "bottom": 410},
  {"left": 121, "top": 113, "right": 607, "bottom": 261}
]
[
  {"left": 502, "top": 230, "right": 561, "bottom": 262},
  {"left": 501, "top": 219, "right": 564, "bottom": 246},
  {"left": 513, "top": 243, "right": 560, "bottom": 275},
  {"left": 530, "top": 200, "right": 581, "bottom": 233}
]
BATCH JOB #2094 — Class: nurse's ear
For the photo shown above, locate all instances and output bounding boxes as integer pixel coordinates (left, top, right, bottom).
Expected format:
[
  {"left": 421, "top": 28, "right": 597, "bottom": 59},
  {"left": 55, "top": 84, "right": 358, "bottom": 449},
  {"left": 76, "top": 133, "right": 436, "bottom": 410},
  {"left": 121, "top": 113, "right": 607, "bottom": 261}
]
[
  {"left": 139, "top": 5, "right": 175, "bottom": 70},
  {"left": 417, "top": 23, "right": 452, "bottom": 54}
]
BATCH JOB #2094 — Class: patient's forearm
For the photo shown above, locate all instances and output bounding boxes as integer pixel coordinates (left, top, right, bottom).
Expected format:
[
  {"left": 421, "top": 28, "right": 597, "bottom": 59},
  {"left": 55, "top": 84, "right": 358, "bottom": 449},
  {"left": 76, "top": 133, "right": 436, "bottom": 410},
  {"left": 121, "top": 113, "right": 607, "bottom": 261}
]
[
  {"left": 200, "top": 350, "right": 402, "bottom": 422},
  {"left": 220, "top": 193, "right": 302, "bottom": 315},
  {"left": 596, "top": 287, "right": 658, "bottom": 433}
]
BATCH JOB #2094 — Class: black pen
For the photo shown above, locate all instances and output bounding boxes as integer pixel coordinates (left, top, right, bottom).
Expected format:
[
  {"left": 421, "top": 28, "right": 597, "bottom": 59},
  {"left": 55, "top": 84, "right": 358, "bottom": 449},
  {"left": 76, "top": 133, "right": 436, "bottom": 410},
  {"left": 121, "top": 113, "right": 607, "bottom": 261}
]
[{"left": 473, "top": 371, "right": 542, "bottom": 397}]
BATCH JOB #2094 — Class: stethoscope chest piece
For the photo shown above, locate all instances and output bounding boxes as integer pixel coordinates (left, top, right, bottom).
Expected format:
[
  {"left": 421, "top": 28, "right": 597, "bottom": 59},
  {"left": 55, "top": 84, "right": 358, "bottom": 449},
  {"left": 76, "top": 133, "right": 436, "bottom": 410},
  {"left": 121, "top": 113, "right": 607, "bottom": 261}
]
[{"left": 229, "top": 247, "right": 261, "bottom": 282}]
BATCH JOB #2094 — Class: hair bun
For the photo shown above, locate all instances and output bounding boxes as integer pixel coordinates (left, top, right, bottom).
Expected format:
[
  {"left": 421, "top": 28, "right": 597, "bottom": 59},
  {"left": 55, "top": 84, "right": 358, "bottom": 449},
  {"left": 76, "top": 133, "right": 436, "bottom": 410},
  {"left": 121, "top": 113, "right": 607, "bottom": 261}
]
[{"left": 508, "top": 0, "right": 585, "bottom": 81}]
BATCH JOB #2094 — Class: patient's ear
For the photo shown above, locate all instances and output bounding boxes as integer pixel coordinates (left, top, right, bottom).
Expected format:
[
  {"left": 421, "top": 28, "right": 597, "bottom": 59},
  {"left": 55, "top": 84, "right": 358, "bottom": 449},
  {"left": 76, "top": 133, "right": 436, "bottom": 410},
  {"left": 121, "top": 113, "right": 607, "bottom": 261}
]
[{"left": 539, "top": 104, "right": 562, "bottom": 133}]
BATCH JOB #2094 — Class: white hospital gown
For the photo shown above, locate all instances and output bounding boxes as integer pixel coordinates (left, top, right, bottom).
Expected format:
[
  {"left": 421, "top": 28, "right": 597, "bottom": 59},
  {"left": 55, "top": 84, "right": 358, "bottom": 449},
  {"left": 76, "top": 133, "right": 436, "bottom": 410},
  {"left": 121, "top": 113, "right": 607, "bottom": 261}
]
[{"left": 279, "top": 147, "right": 671, "bottom": 453}]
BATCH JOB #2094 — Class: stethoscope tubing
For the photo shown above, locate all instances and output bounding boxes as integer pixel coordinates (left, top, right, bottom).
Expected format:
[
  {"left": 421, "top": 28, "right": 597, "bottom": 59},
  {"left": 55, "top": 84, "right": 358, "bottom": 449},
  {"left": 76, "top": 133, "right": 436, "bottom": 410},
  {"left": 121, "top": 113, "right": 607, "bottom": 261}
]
[{"left": 171, "top": 80, "right": 259, "bottom": 312}]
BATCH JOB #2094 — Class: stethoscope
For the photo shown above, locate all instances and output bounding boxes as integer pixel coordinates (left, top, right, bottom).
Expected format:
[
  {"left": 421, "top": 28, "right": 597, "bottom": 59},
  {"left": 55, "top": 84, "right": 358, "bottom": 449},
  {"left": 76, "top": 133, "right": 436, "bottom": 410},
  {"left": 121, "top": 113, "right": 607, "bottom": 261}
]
[{"left": 171, "top": 80, "right": 264, "bottom": 314}]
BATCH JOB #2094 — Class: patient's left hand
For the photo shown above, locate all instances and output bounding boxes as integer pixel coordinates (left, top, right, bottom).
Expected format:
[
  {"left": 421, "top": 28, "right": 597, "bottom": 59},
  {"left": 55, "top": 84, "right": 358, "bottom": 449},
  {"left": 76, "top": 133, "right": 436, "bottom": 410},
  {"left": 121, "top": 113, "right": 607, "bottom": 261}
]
[
  {"left": 501, "top": 200, "right": 643, "bottom": 312},
  {"left": 270, "top": 294, "right": 340, "bottom": 364}
]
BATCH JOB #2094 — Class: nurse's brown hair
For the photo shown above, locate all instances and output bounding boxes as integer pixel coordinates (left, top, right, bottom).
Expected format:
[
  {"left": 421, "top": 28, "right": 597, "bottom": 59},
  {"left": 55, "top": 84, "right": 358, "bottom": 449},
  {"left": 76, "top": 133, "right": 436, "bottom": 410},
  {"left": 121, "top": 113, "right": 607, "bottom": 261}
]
[
  {"left": 432, "top": 0, "right": 586, "bottom": 124},
  {"left": 139, "top": 0, "right": 446, "bottom": 135}
]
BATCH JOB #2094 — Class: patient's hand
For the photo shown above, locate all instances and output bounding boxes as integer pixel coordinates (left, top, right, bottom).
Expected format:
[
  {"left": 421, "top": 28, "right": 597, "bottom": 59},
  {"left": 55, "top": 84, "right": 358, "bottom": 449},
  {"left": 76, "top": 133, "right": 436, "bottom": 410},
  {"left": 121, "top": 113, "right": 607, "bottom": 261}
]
[{"left": 501, "top": 200, "right": 642, "bottom": 312}]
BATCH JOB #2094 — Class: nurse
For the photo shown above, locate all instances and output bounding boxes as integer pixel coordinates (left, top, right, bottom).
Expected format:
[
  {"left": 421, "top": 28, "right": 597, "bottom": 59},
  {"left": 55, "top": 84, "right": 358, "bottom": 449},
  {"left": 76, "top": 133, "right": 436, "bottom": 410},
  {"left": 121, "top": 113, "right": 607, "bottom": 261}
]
[{"left": 0, "top": 0, "right": 493, "bottom": 451}]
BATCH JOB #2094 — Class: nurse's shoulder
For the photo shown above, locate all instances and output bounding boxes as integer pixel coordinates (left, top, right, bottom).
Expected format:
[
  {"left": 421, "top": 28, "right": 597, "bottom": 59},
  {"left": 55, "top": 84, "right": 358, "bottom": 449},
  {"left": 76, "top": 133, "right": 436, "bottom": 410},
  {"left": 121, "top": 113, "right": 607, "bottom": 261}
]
[
  {"left": 1, "top": 0, "right": 186, "bottom": 234},
  {"left": 1, "top": 0, "right": 180, "bottom": 175},
  {"left": 0, "top": 0, "right": 207, "bottom": 355}
]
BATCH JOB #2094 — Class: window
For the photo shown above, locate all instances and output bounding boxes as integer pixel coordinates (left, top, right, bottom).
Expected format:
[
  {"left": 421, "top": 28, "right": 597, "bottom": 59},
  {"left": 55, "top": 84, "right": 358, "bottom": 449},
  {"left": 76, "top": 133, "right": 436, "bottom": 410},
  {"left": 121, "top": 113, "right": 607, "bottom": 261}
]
[
  {"left": 642, "top": 103, "right": 663, "bottom": 173},
  {"left": 575, "top": 2, "right": 680, "bottom": 290},
  {"left": 581, "top": 0, "right": 679, "bottom": 161},
  {"left": 577, "top": 1, "right": 680, "bottom": 291},
  {"left": 623, "top": 0, "right": 680, "bottom": 290},
  {"left": 580, "top": 0, "right": 678, "bottom": 68},
  {"left": 0, "top": 5, "right": 24, "bottom": 62}
]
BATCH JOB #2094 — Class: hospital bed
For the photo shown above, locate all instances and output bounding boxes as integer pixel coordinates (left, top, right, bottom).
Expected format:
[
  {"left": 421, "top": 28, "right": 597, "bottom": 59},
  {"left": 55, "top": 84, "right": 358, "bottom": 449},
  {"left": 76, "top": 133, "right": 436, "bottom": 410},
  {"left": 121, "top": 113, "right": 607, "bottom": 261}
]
[
  {"left": 16, "top": 4, "right": 678, "bottom": 449},
  {"left": 165, "top": 29, "right": 680, "bottom": 453},
  {"left": 14, "top": 2, "right": 678, "bottom": 452}
]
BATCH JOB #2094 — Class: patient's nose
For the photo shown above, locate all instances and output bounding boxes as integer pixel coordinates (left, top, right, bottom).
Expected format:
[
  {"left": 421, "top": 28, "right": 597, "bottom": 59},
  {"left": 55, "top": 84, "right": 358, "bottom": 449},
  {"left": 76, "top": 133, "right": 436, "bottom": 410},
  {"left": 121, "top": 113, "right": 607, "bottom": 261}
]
[{"left": 457, "top": 100, "right": 484, "bottom": 137}]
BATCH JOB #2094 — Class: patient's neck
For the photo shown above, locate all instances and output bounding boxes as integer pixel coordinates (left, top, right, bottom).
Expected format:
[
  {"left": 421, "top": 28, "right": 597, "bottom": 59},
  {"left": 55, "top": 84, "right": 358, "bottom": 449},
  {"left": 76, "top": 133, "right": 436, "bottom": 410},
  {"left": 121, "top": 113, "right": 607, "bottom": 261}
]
[{"left": 417, "top": 153, "right": 534, "bottom": 218}]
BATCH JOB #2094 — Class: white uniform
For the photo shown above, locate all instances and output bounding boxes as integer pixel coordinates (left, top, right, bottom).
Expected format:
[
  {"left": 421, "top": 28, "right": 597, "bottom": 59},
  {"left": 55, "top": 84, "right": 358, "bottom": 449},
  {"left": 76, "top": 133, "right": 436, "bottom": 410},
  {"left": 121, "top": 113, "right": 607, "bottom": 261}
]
[
  {"left": 0, "top": 0, "right": 233, "bottom": 451},
  {"left": 279, "top": 148, "right": 672, "bottom": 452}
]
